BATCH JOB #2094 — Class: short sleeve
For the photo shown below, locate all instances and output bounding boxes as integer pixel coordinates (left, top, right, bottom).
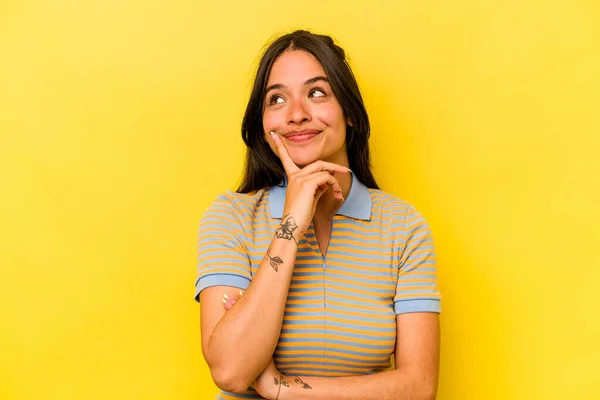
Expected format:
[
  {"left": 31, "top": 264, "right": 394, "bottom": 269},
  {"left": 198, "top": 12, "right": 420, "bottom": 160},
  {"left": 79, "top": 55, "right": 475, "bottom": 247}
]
[
  {"left": 194, "top": 192, "right": 252, "bottom": 302},
  {"left": 394, "top": 205, "right": 442, "bottom": 314}
]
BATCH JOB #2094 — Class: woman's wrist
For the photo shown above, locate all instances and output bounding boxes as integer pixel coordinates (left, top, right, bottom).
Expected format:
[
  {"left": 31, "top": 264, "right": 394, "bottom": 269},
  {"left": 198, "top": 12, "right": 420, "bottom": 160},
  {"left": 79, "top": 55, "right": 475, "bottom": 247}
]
[{"left": 275, "top": 211, "right": 306, "bottom": 245}]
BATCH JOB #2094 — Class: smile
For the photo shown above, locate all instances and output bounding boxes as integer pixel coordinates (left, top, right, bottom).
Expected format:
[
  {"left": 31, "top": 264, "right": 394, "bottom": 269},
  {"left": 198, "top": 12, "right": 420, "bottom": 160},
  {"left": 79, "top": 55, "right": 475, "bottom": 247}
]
[{"left": 283, "top": 129, "right": 321, "bottom": 144}]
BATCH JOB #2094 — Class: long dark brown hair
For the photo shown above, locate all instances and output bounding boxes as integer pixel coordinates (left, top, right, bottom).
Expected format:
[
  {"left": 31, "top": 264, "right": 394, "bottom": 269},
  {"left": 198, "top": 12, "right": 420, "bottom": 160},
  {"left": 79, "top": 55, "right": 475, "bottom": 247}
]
[{"left": 237, "top": 30, "right": 379, "bottom": 192}]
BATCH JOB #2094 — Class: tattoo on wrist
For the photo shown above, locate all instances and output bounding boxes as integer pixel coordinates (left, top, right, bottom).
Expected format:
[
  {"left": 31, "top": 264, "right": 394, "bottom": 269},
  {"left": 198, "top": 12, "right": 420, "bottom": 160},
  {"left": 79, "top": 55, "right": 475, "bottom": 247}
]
[
  {"left": 294, "top": 376, "right": 312, "bottom": 389},
  {"left": 266, "top": 249, "right": 284, "bottom": 272},
  {"left": 276, "top": 213, "right": 298, "bottom": 244}
]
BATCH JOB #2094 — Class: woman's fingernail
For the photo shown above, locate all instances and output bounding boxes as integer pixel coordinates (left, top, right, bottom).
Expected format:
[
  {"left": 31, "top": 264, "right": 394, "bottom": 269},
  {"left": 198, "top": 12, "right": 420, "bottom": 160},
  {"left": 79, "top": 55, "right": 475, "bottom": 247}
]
[
  {"left": 346, "top": 167, "right": 352, "bottom": 172},
  {"left": 341, "top": 194, "right": 345, "bottom": 201},
  {"left": 222, "top": 298, "right": 227, "bottom": 304},
  {"left": 239, "top": 290, "right": 243, "bottom": 296},
  {"left": 223, "top": 294, "right": 229, "bottom": 300}
]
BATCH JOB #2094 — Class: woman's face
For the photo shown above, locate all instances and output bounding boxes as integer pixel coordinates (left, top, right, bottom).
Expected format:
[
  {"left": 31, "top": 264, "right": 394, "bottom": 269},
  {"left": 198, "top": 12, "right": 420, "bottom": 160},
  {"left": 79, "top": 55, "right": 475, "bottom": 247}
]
[{"left": 262, "top": 50, "right": 349, "bottom": 168}]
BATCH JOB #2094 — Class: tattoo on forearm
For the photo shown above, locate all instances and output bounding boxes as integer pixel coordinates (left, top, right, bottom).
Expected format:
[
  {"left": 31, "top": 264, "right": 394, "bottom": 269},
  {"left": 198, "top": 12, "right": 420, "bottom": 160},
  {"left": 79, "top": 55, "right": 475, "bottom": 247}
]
[
  {"left": 274, "top": 375, "right": 290, "bottom": 386},
  {"left": 276, "top": 213, "right": 298, "bottom": 244},
  {"left": 294, "top": 376, "right": 312, "bottom": 389},
  {"left": 274, "top": 374, "right": 288, "bottom": 400},
  {"left": 266, "top": 249, "right": 284, "bottom": 272},
  {"left": 274, "top": 376, "right": 280, "bottom": 400}
]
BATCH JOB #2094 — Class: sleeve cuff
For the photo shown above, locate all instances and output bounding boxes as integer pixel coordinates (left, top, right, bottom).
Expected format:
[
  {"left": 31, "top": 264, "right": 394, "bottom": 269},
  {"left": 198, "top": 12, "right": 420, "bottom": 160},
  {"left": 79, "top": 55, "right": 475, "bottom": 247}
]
[
  {"left": 394, "top": 299, "right": 441, "bottom": 314},
  {"left": 194, "top": 274, "right": 251, "bottom": 302}
]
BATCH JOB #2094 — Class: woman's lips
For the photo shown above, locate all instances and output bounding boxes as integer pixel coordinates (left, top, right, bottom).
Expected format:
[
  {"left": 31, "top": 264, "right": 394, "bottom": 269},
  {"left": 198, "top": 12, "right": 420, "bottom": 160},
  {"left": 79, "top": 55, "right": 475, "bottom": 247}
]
[{"left": 283, "top": 129, "right": 321, "bottom": 143}]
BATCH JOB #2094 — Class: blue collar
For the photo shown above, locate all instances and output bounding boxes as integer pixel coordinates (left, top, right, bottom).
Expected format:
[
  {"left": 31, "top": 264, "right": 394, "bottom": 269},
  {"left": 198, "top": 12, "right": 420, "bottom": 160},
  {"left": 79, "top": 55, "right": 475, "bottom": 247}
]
[{"left": 268, "top": 172, "right": 372, "bottom": 220}]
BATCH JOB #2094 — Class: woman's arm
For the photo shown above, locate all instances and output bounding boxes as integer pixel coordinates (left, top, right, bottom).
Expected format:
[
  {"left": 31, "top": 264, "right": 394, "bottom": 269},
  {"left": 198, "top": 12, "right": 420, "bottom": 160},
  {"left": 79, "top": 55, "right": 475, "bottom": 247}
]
[
  {"left": 200, "top": 223, "right": 300, "bottom": 393},
  {"left": 255, "top": 312, "right": 440, "bottom": 400}
]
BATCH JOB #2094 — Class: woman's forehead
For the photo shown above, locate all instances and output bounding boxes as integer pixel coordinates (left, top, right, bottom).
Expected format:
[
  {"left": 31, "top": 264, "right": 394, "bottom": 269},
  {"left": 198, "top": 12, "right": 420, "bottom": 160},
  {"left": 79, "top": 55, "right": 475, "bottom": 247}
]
[{"left": 267, "top": 50, "right": 327, "bottom": 86}]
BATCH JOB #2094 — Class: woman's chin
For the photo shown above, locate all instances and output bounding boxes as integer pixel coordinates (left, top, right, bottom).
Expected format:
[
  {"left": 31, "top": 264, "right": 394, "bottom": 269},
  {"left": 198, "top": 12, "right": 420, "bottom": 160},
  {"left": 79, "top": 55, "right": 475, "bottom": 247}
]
[
  {"left": 290, "top": 155, "right": 320, "bottom": 169},
  {"left": 288, "top": 147, "right": 345, "bottom": 169},
  {"left": 287, "top": 150, "right": 321, "bottom": 168}
]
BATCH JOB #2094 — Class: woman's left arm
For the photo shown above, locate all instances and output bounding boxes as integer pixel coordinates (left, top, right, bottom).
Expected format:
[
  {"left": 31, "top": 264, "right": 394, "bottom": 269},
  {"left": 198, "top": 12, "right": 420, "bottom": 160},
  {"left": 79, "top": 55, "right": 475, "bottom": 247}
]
[{"left": 256, "top": 312, "right": 440, "bottom": 400}]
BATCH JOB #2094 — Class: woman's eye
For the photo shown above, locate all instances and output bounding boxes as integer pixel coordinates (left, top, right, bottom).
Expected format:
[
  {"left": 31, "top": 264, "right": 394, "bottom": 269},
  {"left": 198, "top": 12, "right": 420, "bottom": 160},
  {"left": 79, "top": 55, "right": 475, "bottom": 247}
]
[
  {"left": 268, "top": 94, "right": 285, "bottom": 105},
  {"left": 309, "top": 88, "right": 326, "bottom": 98}
]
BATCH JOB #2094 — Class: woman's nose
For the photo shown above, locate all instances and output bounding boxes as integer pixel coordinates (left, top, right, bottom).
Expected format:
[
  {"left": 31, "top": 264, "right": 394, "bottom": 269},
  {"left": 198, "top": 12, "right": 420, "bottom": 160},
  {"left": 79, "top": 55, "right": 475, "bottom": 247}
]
[{"left": 287, "top": 98, "right": 311, "bottom": 125}]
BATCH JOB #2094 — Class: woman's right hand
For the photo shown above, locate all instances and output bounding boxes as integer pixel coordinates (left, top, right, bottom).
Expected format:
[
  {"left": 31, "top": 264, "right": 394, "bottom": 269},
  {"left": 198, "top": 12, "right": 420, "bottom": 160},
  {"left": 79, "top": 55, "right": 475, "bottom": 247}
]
[{"left": 268, "top": 131, "right": 350, "bottom": 238}]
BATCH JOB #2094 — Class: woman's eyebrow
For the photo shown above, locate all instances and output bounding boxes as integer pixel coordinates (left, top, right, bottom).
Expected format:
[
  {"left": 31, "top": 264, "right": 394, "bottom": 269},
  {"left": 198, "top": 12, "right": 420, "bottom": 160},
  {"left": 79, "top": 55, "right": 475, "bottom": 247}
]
[
  {"left": 304, "top": 76, "right": 329, "bottom": 85},
  {"left": 265, "top": 83, "right": 284, "bottom": 93},
  {"left": 265, "top": 76, "right": 330, "bottom": 94}
]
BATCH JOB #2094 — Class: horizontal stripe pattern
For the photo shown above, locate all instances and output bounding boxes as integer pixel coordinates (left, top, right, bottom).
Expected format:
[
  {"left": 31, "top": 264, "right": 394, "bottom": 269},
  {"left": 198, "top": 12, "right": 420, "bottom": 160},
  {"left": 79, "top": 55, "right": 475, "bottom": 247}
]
[{"left": 196, "top": 187, "right": 441, "bottom": 399}]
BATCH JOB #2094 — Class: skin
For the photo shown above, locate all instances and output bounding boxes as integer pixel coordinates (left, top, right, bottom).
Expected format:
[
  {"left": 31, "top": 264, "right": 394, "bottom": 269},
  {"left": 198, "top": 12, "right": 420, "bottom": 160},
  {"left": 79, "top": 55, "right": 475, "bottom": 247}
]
[{"left": 262, "top": 50, "right": 350, "bottom": 169}]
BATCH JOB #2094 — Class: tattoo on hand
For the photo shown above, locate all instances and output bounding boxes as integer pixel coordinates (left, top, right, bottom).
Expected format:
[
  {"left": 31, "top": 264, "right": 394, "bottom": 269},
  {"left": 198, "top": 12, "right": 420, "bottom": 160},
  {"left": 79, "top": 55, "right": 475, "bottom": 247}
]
[
  {"left": 276, "top": 213, "right": 298, "bottom": 244},
  {"left": 266, "top": 249, "right": 284, "bottom": 272},
  {"left": 294, "top": 376, "right": 312, "bottom": 389}
]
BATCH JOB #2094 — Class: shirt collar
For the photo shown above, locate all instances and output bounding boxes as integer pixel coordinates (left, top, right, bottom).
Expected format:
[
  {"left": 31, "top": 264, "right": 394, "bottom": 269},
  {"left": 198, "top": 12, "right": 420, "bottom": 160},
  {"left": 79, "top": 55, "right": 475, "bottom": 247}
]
[{"left": 268, "top": 172, "right": 372, "bottom": 220}]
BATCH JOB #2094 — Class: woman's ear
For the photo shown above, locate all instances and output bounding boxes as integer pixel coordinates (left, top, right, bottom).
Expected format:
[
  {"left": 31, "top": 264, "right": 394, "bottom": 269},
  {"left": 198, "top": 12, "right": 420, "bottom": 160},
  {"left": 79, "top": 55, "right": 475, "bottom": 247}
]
[{"left": 346, "top": 117, "right": 354, "bottom": 127}]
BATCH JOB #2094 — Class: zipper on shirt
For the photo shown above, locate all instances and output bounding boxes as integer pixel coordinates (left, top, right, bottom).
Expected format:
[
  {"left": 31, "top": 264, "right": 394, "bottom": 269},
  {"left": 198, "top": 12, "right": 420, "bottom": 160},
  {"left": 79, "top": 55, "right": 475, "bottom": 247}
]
[
  {"left": 322, "top": 221, "right": 331, "bottom": 375},
  {"left": 320, "top": 218, "right": 334, "bottom": 374},
  {"left": 321, "top": 218, "right": 333, "bottom": 270}
]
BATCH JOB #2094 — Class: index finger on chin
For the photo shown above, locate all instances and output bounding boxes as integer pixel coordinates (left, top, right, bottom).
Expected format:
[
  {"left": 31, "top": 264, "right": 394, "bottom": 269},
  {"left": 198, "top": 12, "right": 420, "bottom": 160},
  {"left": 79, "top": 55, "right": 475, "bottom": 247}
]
[{"left": 270, "top": 131, "right": 299, "bottom": 174}]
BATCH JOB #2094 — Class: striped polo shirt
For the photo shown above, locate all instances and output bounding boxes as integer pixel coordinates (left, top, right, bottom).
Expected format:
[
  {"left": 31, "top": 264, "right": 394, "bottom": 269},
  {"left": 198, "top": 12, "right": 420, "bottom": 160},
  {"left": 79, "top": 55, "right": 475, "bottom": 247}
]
[{"left": 195, "top": 173, "right": 441, "bottom": 400}]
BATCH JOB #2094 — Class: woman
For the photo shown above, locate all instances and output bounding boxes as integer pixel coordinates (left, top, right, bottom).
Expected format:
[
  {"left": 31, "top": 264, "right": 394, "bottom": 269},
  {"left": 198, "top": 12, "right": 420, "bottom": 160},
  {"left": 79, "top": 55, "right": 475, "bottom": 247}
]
[{"left": 195, "top": 30, "right": 441, "bottom": 400}]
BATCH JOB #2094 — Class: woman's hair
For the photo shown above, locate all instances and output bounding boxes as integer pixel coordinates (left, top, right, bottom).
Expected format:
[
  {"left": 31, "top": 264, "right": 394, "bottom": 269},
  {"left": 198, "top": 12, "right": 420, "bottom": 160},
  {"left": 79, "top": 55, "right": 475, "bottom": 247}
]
[{"left": 237, "top": 30, "right": 379, "bottom": 192}]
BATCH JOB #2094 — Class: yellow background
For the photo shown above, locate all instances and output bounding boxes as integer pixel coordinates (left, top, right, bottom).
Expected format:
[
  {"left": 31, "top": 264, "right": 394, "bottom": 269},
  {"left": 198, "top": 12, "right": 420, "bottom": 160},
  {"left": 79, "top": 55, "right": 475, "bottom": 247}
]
[{"left": 1, "top": 0, "right": 599, "bottom": 399}]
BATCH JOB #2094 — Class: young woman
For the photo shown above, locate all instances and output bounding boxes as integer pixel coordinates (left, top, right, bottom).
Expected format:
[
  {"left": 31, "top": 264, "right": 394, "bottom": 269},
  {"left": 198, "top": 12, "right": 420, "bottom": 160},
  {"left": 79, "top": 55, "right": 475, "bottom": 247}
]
[{"left": 195, "top": 30, "right": 441, "bottom": 400}]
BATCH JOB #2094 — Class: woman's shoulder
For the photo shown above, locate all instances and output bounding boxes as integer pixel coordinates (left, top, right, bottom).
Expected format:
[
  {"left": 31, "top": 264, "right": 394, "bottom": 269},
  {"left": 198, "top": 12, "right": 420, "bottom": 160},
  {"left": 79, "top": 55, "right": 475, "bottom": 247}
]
[
  {"left": 201, "top": 188, "right": 273, "bottom": 225},
  {"left": 208, "top": 188, "right": 270, "bottom": 210},
  {"left": 366, "top": 188, "right": 427, "bottom": 221},
  {"left": 368, "top": 188, "right": 412, "bottom": 209}
]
